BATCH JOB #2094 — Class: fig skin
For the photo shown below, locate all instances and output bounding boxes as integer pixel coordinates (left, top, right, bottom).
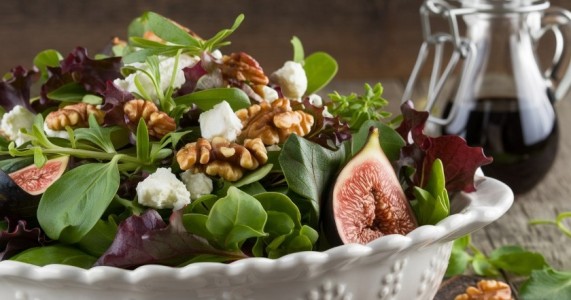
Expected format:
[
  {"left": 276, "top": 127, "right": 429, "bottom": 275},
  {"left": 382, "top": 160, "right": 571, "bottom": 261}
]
[{"left": 324, "top": 127, "right": 417, "bottom": 246}]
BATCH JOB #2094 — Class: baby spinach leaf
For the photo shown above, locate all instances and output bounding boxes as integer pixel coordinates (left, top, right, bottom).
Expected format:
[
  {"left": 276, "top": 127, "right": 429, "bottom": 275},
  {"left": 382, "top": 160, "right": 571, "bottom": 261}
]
[
  {"left": 46, "top": 82, "right": 87, "bottom": 102},
  {"left": 173, "top": 87, "right": 250, "bottom": 111},
  {"left": 255, "top": 192, "right": 302, "bottom": 228},
  {"left": 303, "top": 52, "right": 337, "bottom": 95},
  {"left": 520, "top": 268, "right": 571, "bottom": 300},
  {"left": 77, "top": 216, "right": 118, "bottom": 257},
  {"left": 37, "top": 161, "right": 120, "bottom": 244},
  {"left": 206, "top": 187, "right": 267, "bottom": 250},
  {"left": 10, "top": 245, "right": 97, "bottom": 269},
  {"left": 264, "top": 211, "right": 295, "bottom": 237},
  {"left": 279, "top": 134, "right": 345, "bottom": 224}
]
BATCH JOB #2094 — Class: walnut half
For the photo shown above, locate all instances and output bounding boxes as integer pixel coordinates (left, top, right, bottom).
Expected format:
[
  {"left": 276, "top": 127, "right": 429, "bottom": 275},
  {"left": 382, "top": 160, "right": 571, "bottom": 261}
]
[
  {"left": 45, "top": 103, "right": 104, "bottom": 131},
  {"left": 455, "top": 280, "right": 513, "bottom": 300},
  {"left": 176, "top": 137, "right": 268, "bottom": 181}
]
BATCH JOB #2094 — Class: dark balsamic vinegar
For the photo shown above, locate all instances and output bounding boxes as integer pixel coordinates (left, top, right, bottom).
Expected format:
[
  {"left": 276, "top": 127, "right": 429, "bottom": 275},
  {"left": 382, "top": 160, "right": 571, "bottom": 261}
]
[{"left": 444, "top": 97, "right": 559, "bottom": 194}]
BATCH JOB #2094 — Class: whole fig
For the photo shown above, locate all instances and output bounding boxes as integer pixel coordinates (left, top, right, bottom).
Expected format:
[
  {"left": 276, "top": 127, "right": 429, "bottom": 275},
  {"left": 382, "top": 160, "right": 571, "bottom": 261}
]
[{"left": 325, "top": 127, "right": 417, "bottom": 245}]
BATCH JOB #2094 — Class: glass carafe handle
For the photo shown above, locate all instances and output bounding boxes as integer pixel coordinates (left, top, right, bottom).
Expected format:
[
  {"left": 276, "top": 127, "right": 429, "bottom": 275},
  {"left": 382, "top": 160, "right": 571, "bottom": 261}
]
[{"left": 536, "top": 7, "right": 571, "bottom": 101}]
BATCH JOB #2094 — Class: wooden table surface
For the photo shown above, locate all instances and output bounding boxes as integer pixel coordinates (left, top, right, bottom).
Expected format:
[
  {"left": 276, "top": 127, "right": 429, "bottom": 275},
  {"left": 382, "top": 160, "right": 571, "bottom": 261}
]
[{"left": 326, "top": 78, "right": 571, "bottom": 297}]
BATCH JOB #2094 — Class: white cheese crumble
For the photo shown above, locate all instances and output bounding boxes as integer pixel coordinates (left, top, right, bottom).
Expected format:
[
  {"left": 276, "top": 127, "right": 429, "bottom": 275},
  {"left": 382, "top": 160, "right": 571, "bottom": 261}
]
[
  {"left": 43, "top": 121, "right": 70, "bottom": 139},
  {"left": 262, "top": 86, "right": 279, "bottom": 103},
  {"left": 270, "top": 61, "right": 307, "bottom": 100},
  {"left": 0, "top": 105, "right": 35, "bottom": 146},
  {"left": 180, "top": 171, "right": 213, "bottom": 200},
  {"left": 198, "top": 100, "right": 243, "bottom": 142},
  {"left": 136, "top": 167, "right": 190, "bottom": 211},
  {"left": 308, "top": 94, "right": 323, "bottom": 107},
  {"left": 113, "top": 54, "right": 199, "bottom": 102}
]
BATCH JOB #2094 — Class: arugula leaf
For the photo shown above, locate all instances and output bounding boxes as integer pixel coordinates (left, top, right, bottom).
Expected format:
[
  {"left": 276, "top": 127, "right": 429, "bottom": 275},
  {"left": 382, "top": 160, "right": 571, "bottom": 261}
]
[
  {"left": 520, "top": 268, "right": 571, "bottom": 300},
  {"left": 10, "top": 245, "right": 97, "bottom": 268},
  {"left": 37, "top": 161, "right": 120, "bottom": 243}
]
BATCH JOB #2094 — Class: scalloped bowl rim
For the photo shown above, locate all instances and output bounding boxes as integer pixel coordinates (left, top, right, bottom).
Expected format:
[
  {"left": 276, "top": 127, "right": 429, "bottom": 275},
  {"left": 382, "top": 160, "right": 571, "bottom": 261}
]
[{"left": 0, "top": 174, "right": 513, "bottom": 284}]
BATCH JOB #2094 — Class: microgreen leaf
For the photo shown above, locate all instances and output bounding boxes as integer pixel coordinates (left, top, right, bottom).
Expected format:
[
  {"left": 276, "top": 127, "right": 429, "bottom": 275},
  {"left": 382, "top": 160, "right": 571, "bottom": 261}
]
[
  {"left": 136, "top": 118, "right": 150, "bottom": 162},
  {"left": 291, "top": 36, "right": 305, "bottom": 64},
  {"left": 328, "top": 83, "right": 390, "bottom": 129},
  {"left": 33, "top": 49, "right": 63, "bottom": 83},
  {"left": 37, "top": 161, "right": 120, "bottom": 243},
  {"left": 304, "top": 52, "right": 337, "bottom": 95}
]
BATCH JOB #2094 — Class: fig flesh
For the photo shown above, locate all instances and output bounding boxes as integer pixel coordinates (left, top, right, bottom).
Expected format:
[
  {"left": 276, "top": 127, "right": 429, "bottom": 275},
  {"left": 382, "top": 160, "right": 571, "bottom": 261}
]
[
  {"left": 8, "top": 156, "right": 69, "bottom": 195},
  {"left": 327, "top": 127, "right": 417, "bottom": 245}
]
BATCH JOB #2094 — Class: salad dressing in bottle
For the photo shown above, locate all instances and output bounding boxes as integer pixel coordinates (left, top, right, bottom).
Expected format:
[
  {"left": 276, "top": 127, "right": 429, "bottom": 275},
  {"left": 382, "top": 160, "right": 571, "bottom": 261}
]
[{"left": 403, "top": 0, "right": 571, "bottom": 194}]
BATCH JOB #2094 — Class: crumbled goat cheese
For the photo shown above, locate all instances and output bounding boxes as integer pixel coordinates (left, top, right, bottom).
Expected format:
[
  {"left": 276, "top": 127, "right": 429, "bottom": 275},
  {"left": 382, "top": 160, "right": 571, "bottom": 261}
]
[
  {"left": 0, "top": 105, "right": 35, "bottom": 146},
  {"left": 198, "top": 100, "right": 243, "bottom": 142},
  {"left": 270, "top": 61, "right": 307, "bottom": 100},
  {"left": 262, "top": 86, "right": 279, "bottom": 103},
  {"left": 43, "top": 121, "right": 70, "bottom": 139},
  {"left": 136, "top": 168, "right": 191, "bottom": 211},
  {"left": 308, "top": 94, "right": 323, "bottom": 107},
  {"left": 113, "top": 54, "right": 199, "bottom": 102},
  {"left": 180, "top": 171, "right": 213, "bottom": 200}
]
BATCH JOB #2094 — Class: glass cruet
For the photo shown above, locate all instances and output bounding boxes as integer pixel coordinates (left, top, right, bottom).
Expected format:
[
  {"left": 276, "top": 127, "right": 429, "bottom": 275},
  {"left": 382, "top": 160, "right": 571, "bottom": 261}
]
[{"left": 403, "top": 0, "right": 571, "bottom": 194}]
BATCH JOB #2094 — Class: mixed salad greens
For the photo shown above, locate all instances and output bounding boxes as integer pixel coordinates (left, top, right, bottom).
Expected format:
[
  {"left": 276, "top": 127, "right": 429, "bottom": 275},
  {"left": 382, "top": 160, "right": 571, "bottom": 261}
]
[{"left": 0, "top": 12, "right": 492, "bottom": 269}]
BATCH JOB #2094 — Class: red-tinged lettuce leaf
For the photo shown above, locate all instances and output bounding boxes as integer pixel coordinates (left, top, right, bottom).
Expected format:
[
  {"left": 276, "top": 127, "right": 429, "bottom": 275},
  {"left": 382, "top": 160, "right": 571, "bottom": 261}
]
[
  {"left": 0, "top": 66, "right": 39, "bottom": 113},
  {"left": 176, "top": 61, "right": 208, "bottom": 96},
  {"left": 292, "top": 98, "right": 351, "bottom": 150},
  {"left": 41, "top": 47, "right": 122, "bottom": 103},
  {"left": 397, "top": 101, "right": 492, "bottom": 193},
  {"left": 0, "top": 217, "right": 46, "bottom": 260},
  {"left": 94, "top": 210, "right": 246, "bottom": 269},
  {"left": 100, "top": 81, "right": 134, "bottom": 126}
]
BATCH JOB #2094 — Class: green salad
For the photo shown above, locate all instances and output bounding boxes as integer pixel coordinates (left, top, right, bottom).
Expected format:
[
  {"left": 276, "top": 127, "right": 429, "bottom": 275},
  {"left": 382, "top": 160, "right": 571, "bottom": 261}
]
[{"left": 0, "top": 12, "right": 492, "bottom": 269}]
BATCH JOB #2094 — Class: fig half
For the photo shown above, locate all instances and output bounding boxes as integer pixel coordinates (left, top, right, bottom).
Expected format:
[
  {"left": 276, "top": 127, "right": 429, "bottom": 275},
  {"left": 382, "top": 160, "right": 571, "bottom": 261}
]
[{"left": 326, "top": 127, "right": 417, "bottom": 245}]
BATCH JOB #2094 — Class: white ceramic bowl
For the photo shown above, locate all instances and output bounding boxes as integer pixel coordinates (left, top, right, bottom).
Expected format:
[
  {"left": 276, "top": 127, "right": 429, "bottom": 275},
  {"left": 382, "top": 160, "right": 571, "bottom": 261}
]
[{"left": 0, "top": 174, "right": 513, "bottom": 300}]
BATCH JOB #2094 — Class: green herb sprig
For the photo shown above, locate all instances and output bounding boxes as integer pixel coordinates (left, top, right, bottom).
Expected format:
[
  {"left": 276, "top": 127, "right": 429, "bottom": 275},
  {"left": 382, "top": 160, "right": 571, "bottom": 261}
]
[{"left": 328, "top": 83, "right": 392, "bottom": 130}]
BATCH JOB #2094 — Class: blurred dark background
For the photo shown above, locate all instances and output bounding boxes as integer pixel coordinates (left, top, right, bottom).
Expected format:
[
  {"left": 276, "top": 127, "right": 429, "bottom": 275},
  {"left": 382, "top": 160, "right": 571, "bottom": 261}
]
[{"left": 1, "top": 0, "right": 570, "bottom": 80}]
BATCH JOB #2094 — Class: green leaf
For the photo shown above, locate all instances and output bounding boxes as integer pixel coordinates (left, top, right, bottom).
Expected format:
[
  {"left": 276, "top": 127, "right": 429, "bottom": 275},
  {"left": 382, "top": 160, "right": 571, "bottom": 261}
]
[
  {"left": 33, "top": 49, "right": 62, "bottom": 83},
  {"left": 136, "top": 118, "right": 150, "bottom": 162},
  {"left": 10, "top": 245, "right": 97, "bottom": 269},
  {"left": 472, "top": 252, "right": 500, "bottom": 277},
  {"left": 33, "top": 146, "right": 47, "bottom": 167},
  {"left": 37, "top": 161, "right": 120, "bottom": 243},
  {"left": 255, "top": 192, "right": 302, "bottom": 228},
  {"left": 183, "top": 213, "right": 215, "bottom": 242},
  {"left": 74, "top": 115, "right": 118, "bottom": 153},
  {"left": 520, "top": 268, "right": 571, "bottom": 300},
  {"left": 264, "top": 211, "right": 295, "bottom": 237},
  {"left": 0, "top": 156, "right": 34, "bottom": 173},
  {"left": 489, "top": 245, "right": 547, "bottom": 276},
  {"left": 412, "top": 159, "right": 450, "bottom": 225},
  {"left": 232, "top": 164, "right": 273, "bottom": 188},
  {"left": 445, "top": 236, "right": 473, "bottom": 277},
  {"left": 77, "top": 216, "right": 118, "bottom": 257},
  {"left": 202, "top": 14, "right": 244, "bottom": 52},
  {"left": 173, "top": 88, "right": 251, "bottom": 111},
  {"left": 46, "top": 82, "right": 87, "bottom": 102},
  {"left": 303, "top": 52, "right": 338, "bottom": 95},
  {"left": 291, "top": 36, "right": 305, "bottom": 64},
  {"left": 82, "top": 94, "right": 103, "bottom": 105},
  {"left": 205, "top": 187, "right": 267, "bottom": 250},
  {"left": 146, "top": 12, "right": 198, "bottom": 46},
  {"left": 278, "top": 134, "right": 346, "bottom": 225},
  {"left": 351, "top": 120, "right": 405, "bottom": 162}
]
